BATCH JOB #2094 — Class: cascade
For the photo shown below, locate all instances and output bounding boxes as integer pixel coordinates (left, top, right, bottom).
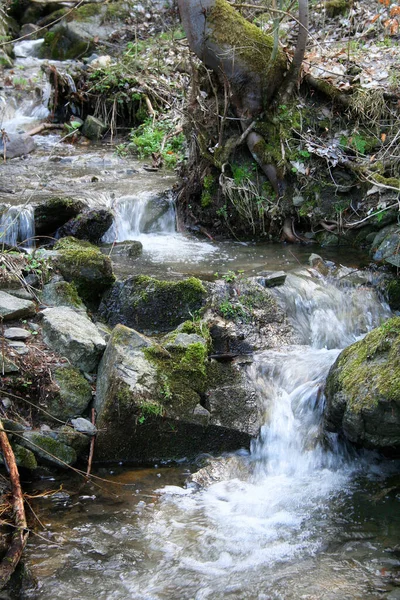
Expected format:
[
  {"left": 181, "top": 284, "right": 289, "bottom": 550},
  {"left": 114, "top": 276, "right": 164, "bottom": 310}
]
[{"left": 0, "top": 205, "right": 35, "bottom": 250}]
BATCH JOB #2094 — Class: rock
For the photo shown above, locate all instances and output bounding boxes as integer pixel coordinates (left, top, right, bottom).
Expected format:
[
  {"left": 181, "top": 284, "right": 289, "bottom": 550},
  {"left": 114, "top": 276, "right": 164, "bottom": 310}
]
[
  {"left": 0, "top": 290, "right": 36, "bottom": 320},
  {"left": 12, "top": 445, "right": 38, "bottom": 470},
  {"left": 188, "top": 455, "right": 250, "bottom": 488},
  {"left": 7, "top": 341, "right": 29, "bottom": 356},
  {"left": 6, "top": 288, "right": 36, "bottom": 301},
  {"left": 257, "top": 270, "right": 287, "bottom": 287},
  {"left": 20, "top": 431, "right": 77, "bottom": 467},
  {"left": 324, "top": 317, "right": 400, "bottom": 452},
  {"left": 0, "top": 49, "right": 13, "bottom": 68},
  {"left": 308, "top": 253, "right": 330, "bottom": 276},
  {"left": 47, "top": 366, "right": 93, "bottom": 421},
  {"left": 40, "top": 25, "right": 94, "bottom": 61},
  {"left": 57, "top": 425, "right": 90, "bottom": 454},
  {"left": 99, "top": 275, "right": 207, "bottom": 333},
  {"left": 0, "top": 134, "right": 35, "bottom": 160},
  {"left": 41, "top": 307, "right": 106, "bottom": 372},
  {"left": 70, "top": 418, "right": 96, "bottom": 435},
  {"left": 82, "top": 115, "right": 107, "bottom": 141},
  {"left": 205, "top": 278, "right": 292, "bottom": 353},
  {"left": 371, "top": 224, "right": 400, "bottom": 268},
  {"left": 164, "top": 332, "right": 207, "bottom": 350},
  {"left": 101, "top": 240, "right": 143, "bottom": 258},
  {"left": 56, "top": 208, "right": 113, "bottom": 244},
  {"left": 3, "top": 327, "right": 31, "bottom": 340},
  {"left": 34, "top": 197, "right": 86, "bottom": 236},
  {"left": 41, "top": 280, "right": 86, "bottom": 313},
  {"left": 53, "top": 237, "right": 115, "bottom": 304},
  {"left": 94, "top": 322, "right": 255, "bottom": 462}
]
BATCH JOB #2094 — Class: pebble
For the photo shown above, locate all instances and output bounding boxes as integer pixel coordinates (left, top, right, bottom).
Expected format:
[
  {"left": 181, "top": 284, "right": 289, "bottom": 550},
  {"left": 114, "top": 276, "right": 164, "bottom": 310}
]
[{"left": 4, "top": 327, "right": 32, "bottom": 341}]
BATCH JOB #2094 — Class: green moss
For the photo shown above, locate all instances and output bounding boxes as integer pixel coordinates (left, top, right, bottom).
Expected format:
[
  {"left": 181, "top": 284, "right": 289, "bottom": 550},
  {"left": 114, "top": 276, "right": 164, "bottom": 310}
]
[
  {"left": 40, "top": 28, "right": 92, "bottom": 60},
  {"left": 324, "top": 0, "right": 349, "bottom": 17},
  {"left": 208, "top": 0, "right": 286, "bottom": 78},
  {"left": 329, "top": 317, "right": 400, "bottom": 412},
  {"left": 54, "top": 366, "right": 92, "bottom": 398},
  {"left": 144, "top": 339, "right": 209, "bottom": 417},
  {"left": 372, "top": 175, "right": 400, "bottom": 190},
  {"left": 12, "top": 445, "right": 37, "bottom": 470},
  {"left": 24, "top": 433, "right": 77, "bottom": 467},
  {"left": 73, "top": 3, "right": 102, "bottom": 21},
  {"left": 54, "top": 236, "right": 115, "bottom": 303}
]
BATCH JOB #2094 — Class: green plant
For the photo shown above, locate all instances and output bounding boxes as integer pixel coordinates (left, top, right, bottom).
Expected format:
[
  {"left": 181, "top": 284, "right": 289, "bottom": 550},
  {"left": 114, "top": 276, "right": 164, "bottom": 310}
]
[
  {"left": 129, "top": 118, "right": 185, "bottom": 168},
  {"left": 138, "top": 401, "right": 164, "bottom": 424},
  {"left": 218, "top": 300, "right": 247, "bottom": 320}
]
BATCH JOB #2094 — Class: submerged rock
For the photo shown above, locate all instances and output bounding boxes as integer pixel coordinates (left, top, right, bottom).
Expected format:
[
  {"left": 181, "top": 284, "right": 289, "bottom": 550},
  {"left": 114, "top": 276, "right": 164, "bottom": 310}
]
[
  {"left": 99, "top": 275, "right": 207, "bottom": 333},
  {"left": 41, "top": 306, "right": 106, "bottom": 372},
  {"left": 324, "top": 317, "right": 400, "bottom": 452}
]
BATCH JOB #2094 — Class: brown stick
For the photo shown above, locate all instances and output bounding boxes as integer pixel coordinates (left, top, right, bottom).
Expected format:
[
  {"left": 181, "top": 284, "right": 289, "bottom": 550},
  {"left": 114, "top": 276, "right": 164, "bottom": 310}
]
[
  {"left": 26, "top": 123, "right": 63, "bottom": 137},
  {"left": 86, "top": 408, "right": 96, "bottom": 478},
  {"left": 0, "top": 420, "right": 29, "bottom": 589}
]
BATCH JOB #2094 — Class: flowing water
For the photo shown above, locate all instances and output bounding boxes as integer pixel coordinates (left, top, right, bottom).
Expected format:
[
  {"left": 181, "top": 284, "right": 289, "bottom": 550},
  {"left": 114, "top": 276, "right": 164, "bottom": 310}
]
[
  {"left": 25, "top": 271, "right": 400, "bottom": 600},
  {"left": 2, "top": 39, "right": 400, "bottom": 600}
]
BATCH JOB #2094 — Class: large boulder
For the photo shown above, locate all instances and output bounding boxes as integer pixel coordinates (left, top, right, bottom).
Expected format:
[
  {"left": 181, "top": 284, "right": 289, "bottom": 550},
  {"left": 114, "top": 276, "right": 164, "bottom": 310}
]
[
  {"left": 94, "top": 323, "right": 256, "bottom": 462},
  {"left": 99, "top": 275, "right": 207, "bottom": 333},
  {"left": 41, "top": 306, "right": 106, "bottom": 372},
  {"left": 41, "top": 280, "right": 87, "bottom": 313},
  {"left": 324, "top": 317, "right": 400, "bottom": 452},
  {"left": 34, "top": 197, "right": 86, "bottom": 236},
  {"left": 53, "top": 237, "right": 115, "bottom": 304}
]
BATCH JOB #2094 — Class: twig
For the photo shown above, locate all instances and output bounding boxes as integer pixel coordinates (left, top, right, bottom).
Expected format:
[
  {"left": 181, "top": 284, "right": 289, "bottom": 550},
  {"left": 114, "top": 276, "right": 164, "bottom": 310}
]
[
  {"left": 0, "top": 420, "right": 28, "bottom": 589},
  {"left": 86, "top": 408, "right": 96, "bottom": 478}
]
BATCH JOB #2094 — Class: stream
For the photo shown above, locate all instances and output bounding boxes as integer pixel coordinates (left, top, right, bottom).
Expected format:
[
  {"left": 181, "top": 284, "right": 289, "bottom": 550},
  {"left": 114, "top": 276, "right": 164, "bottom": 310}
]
[{"left": 1, "top": 40, "right": 400, "bottom": 600}]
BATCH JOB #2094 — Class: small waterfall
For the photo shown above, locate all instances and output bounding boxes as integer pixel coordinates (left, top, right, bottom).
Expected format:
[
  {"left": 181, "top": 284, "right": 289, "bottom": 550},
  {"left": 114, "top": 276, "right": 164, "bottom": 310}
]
[
  {"left": 0, "top": 205, "right": 35, "bottom": 250},
  {"left": 103, "top": 192, "right": 176, "bottom": 243}
]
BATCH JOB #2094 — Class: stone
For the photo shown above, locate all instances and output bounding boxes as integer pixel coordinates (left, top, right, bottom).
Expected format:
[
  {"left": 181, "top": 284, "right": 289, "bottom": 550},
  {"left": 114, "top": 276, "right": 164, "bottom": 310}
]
[
  {"left": 57, "top": 425, "right": 90, "bottom": 454},
  {"left": 41, "top": 307, "right": 106, "bottom": 372},
  {"left": 3, "top": 327, "right": 31, "bottom": 340},
  {"left": 0, "top": 134, "right": 35, "bottom": 160},
  {"left": 0, "top": 290, "right": 36, "bottom": 320},
  {"left": 164, "top": 332, "right": 207, "bottom": 350},
  {"left": 47, "top": 366, "right": 93, "bottom": 421},
  {"left": 0, "top": 445, "right": 37, "bottom": 470},
  {"left": 53, "top": 237, "right": 115, "bottom": 304},
  {"left": 34, "top": 197, "right": 86, "bottom": 236},
  {"left": 41, "top": 280, "right": 86, "bottom": 314},
  {"left": 188, "top": 455, "right": 250, "bottom": 488},
  {"left": 70, "top": 417, "right": 96, "bottom": 435},
  {"left": 101, "top": 240, "right": 143, "bottom": 258},
  {"left": 257, "top": 270, "right": 287, "bottom": 287},
  {"left": 56, "top": 208, "right": 113, "bottom": 244},
  {"left": 372, "top": 224, "right": 400, "bottom": 268},
  {"left": 7, "top": 288, "right": 36, "bottom": 301},
  {"left": 192, "top": 403, "right": 210, "bottom": 426},
  {"left": 324, "top": 317, "right": 400, "bottom": 452},
  {"left": 7, "top": 341, "right": 29, "bottom": 356},
  {"left": 82, "top": 115, "right": 107, "bottom": 141},
  {"left": 0, "top": 49, "right": 13, "bottom": 68},
  {"left": 99, "top": 275, "right": 207, "bottom": 334},
  {"left": 20, "top": 430, "right": 77, "bottom": 467}
]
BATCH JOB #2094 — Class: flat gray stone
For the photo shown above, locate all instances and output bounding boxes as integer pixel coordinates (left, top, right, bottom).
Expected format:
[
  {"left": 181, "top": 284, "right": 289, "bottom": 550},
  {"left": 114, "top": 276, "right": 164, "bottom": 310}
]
[
  {"left": 70, "top": 417, "right": 96, "bottom": 435},
  {"left": 0, "top": 290, "right": 36, "bottom": 321},
  {"left": 41, "top": 307, "right": 106, "bottom": 372},
  {"left": 0, "top": 356, "right": 19, "bottom": 373},
  {"left": 4, "top": 327, "right": 32, "bottom": 340}
]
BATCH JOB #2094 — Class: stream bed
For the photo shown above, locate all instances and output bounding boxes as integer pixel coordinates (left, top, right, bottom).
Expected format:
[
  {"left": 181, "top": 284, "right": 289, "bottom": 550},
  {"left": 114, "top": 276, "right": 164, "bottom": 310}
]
[{"left": 2, "top": 40, "right": 400, "bottom": 600}]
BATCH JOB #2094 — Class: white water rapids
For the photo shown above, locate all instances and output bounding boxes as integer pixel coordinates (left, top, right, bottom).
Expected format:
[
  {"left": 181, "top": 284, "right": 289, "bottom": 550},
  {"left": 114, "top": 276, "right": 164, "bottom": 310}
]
[{"left": 26, "top": 269, "right": 398, "bottom": 600}]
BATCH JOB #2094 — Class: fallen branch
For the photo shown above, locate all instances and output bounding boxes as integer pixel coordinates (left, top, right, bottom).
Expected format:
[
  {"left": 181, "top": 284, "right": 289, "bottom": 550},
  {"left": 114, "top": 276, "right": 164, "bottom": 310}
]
[
  {"left": 86, "top": 408, "right": 96, "bottom": 479},
  {"left": 0, "top": 420, "right": 28, "bottom": 589},
  {"left": 26, "top": 123, "right": 63, "bottom": 137}
]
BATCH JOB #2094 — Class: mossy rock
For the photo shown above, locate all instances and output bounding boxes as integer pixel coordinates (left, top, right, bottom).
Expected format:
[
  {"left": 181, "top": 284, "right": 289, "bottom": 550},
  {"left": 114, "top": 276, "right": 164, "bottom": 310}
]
[
  {"left": 324, "top": 0, "right": 349, "bottom": 17},
  {"left": 54, "top": 237, "right": 115, "bottom": 304},
  {"left": 324, "top": 317, "right": 400, "bottom": 451},
  {"left": 47, "top": 366, "right": 93, "bottom": 421},
  {"left": 34, "top": 197, "right": 86, "bottom": 236},
  {"left": 384, "top": 278, "right": 400, "bottom": 311},
  {"left": 0, "top": 444, "right": 37, "bottom": 470},
  {"left": 20, "top": 431, "right": 77, "bottom": 467},
  {"left": 39, "top": 26, "right": 93, "bottom": 60},
  {"left": 41, "top": 280, "right": 86, "bottom": 313},
  {"left": 99, "top": 275, "right": 207, "bottom": 333}
]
